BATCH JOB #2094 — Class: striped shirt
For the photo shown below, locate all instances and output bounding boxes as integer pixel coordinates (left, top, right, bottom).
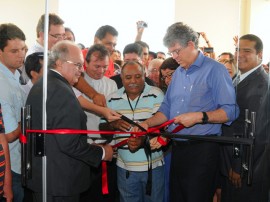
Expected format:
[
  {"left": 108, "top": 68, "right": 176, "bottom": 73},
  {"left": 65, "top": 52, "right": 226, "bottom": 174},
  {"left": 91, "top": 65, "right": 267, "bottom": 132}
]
[
  {"left": 106, "top": 83, "right": 164, "bottom": 171},
  {"left": 0, "top": 104, "right": 5, "bottom": 196}
]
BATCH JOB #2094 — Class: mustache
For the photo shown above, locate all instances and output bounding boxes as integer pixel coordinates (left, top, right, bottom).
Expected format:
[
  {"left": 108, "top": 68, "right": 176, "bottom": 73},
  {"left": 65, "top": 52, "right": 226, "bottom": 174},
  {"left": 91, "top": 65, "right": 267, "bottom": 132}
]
[{"left": 128, "top": 84, "right": 139, "bottom": 88}]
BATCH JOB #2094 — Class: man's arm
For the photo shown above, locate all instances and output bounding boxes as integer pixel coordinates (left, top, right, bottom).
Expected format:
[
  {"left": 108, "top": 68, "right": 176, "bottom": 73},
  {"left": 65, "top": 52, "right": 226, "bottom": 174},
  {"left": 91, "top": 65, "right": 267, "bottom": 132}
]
[
  {"left": 174, "top": 108, "right": 228, "bottom": 127},
  {"left": 74, "top": 76, "right": 106, "bottom": 107},
  {"left": 5, "top": 123, "right": 21, "bottom": 143},
  {"left": 77, "top": 96, "right": 120, "bottom": 122},
  {"left": 135, "top": 21, "right": 145, "bottom": 42},
  {"left": 144, "top": 111, "right": 168, "bottom": 128}
]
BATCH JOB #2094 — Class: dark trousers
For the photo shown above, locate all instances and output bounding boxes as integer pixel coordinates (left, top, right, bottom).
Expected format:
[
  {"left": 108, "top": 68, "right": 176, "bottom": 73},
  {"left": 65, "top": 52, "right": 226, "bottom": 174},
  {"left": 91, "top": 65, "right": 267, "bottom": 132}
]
[
  {"left": 221, "top": 175, "right": 268, "bottom": 202},
  {"left": 80, "top": 158, "right": 119, "bottom": 202},
  {"left": 33, "top": 192, "right": 80, "bottom": 202},
  {"left": 170, "top": 141, "right": 220, "bottom": 202}
]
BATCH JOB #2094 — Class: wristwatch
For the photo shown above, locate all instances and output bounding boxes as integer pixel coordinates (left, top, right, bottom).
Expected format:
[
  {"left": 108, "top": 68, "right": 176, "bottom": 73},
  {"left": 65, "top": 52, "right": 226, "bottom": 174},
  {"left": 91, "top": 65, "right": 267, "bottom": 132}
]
[{"left": 202, "top": 112, "right": 209, "bottom": 124}]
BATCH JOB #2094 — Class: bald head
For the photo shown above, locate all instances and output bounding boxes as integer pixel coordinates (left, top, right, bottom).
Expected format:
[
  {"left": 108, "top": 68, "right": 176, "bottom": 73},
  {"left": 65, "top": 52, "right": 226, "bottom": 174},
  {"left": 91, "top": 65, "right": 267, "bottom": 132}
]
[{"left": 49, "top": 40, "right": 84, "bottom": 85}]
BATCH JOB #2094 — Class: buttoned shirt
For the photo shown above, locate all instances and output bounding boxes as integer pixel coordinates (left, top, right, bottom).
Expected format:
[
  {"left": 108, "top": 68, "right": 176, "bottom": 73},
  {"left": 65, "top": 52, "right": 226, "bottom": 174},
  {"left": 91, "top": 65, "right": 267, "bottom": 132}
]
[
  {"left": 106, "top": 83, "right": 164, "bottom": 171},
  {"left": 0, "top": 63, "right": 26, "bottom": 174},
  {"left": 159, "top": 51, "right": 239, "bottom": 136}
]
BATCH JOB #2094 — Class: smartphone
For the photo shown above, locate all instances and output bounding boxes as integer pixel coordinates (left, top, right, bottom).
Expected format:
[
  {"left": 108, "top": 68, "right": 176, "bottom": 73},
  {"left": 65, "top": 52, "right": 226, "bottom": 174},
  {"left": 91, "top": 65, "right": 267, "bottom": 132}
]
[
  {"left": 203, "top": 47, "right": 214, "bottom": 53},
  {"left": 138, "top": 21, "right": 148, "bottom": 28}
]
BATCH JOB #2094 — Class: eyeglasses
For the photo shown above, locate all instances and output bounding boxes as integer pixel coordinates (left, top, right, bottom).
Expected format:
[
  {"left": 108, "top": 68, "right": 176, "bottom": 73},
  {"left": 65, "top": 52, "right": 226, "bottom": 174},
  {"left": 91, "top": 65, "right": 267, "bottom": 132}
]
[
  {"left": 49, "top": 34, "right": 66, "bottom": 40},
  {"left": 149, "top": 68, "right": 159, "bottom": 73},
  {"left": 218, "top": 59, "right": 233, "bottom": 65},
  {"left": 65, "top": 60, "right": 83, "bottom": 70},
  {"left": 161, "top": 71, "right": 175, "bottom": 80},
  {"left": 167, "top": 47, "right": 185, "bottom": 57}
]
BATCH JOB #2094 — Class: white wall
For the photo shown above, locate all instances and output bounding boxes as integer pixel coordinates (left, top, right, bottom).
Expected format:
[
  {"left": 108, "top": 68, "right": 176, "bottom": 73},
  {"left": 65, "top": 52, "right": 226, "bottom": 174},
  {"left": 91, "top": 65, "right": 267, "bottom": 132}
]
[
  {"left": 58, "top": 0, "right": 174, "bottom": 54},
  {"left": 0, "top": 0, "right": 59, "bottom": 48},
  {"left": 174, "top": 0, "right": 241, "bottom": 57},
  {"left": 250, "top": 0, "right": 270, "bottom": 63}
]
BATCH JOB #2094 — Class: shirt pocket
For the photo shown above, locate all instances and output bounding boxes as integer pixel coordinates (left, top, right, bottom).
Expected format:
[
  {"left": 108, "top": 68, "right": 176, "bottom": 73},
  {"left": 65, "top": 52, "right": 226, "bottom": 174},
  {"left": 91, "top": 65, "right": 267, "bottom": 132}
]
[{"left": 189, "top": 85, "right": 210, "bottom": 107}]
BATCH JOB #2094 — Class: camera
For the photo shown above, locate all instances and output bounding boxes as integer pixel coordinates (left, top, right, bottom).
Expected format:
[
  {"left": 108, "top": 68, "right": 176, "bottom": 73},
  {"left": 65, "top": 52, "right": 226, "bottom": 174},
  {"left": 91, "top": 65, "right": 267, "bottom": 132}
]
[
  {"left": 203, "top": 47, "right": 214, "bottom": 53},
  {"left": 138, "top": 21, "right": 148, "bottom": 28}
]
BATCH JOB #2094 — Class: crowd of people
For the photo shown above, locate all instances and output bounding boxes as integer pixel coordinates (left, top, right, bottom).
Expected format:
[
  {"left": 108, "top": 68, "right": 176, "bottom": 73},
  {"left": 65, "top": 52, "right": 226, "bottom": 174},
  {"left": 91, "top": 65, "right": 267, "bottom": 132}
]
[{"left": 0, "top": 12, "right": 270, "bottom": 202}]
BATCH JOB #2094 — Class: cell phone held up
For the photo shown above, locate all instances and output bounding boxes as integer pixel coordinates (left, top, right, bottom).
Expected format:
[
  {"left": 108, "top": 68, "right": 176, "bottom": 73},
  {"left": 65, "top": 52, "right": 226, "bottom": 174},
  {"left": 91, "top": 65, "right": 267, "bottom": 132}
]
[
  {"left": 137, "top": 21, "right": 148, "bottom": 28},
  {"left": 203, "top": 47, "right": 214, "bottom": 53}
]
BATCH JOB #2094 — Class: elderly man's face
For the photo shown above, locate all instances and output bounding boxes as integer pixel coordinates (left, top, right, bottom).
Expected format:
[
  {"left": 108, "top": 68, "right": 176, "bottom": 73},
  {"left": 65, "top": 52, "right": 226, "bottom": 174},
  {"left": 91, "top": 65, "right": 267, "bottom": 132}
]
[
  {"left": 121, "top": 63, "right": 145, "bottom": 100},
  {"left": 60, "top": 45, "right": 84, "bottom": 85}
]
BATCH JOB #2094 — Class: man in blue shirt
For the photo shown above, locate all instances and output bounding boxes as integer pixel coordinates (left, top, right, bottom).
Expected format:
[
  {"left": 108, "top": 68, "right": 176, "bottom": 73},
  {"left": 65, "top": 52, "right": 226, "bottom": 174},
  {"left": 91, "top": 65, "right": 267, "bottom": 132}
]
[
  {"left": 0, "top": 23, "right": 27, "bottom": 202},
  {"left": 135, "top": 22, "right": 239, "bottom": 201}
]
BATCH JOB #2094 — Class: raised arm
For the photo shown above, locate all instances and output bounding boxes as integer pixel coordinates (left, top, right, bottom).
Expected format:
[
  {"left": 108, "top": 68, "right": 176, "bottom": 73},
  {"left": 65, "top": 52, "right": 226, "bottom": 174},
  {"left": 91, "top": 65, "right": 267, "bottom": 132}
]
[{"left": 135, "top": 21, "right": 146, "bottom": 42}]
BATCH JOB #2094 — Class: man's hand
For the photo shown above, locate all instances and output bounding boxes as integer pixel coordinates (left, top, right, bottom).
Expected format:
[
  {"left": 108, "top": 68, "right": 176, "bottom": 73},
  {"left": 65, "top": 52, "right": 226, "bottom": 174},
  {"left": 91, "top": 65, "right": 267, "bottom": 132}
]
[
  {"left": 136, "top": 21, "right": 146, "bottom": 33},
  {"left": 174, "top": 112, "right": 202, "bottom": 127},
  {"left": 128, "top": 136, "right": 144, "bottom": 152},
  {"left": 132, "top": 122, "right": 148, "bottom": 132},
  {"left": 229, "top": 168, "right": 242, "bottom": 188},
  {"left": 3, "top": 183, "right": 13, "bottom": 202},
  {"left": 102, "top": 108, "right": 121, "bottom": 122},
  {"left": 101, "top": 144, "right": 113, "bottom": 161},
  {"left": 110, "top": 120, "right": 131, "bottom": 131},
  {"left": 150, "top": 136, "right": 166, "bottom": 150},
  {"left": 92, "top": 93, "right": 107, "bottom": 107}
]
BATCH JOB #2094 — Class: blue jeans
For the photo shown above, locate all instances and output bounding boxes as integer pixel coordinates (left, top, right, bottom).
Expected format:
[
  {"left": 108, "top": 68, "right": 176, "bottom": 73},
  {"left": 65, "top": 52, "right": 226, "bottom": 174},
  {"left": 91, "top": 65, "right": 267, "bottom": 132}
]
[
  {"left": 117, "top": 166, "right": 164, "bottom": 202},
  {"left": 12, "top": 171, "right": 24, "bottom": 202}
]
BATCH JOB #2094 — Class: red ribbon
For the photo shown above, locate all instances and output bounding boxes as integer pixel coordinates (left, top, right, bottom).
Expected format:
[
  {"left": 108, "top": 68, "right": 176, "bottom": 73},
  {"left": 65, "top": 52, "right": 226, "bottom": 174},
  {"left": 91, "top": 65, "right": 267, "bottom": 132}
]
[
  {"left": 101, "top": 161, "right": 108, "bottom": 194},
  {"left": 157, "top": 136, "right": 168, "bottom": 146},
  {"left": 20, "top": 119, "right": 184, "bottom": 195},
  {"left": 20, "top": 134, "right": 27, "bottom": 144}
]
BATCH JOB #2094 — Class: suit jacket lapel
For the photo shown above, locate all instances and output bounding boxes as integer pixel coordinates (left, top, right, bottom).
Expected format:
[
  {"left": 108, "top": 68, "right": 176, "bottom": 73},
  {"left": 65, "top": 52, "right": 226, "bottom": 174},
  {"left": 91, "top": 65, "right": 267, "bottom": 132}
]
[{"left": 236, "top": 66, "right": 264, "bottom": 90}]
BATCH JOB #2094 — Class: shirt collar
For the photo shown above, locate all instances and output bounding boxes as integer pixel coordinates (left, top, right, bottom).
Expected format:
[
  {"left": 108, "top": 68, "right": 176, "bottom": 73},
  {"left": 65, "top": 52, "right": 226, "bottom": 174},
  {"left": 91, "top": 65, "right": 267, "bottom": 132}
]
[
  {"left": 238, "top": 64, "right": 261, "bottom": 82},
  {"left": 0, "top": 62, "right": 21, "bottom": 82},
  {"left": 179, "top": 50, "right": 205, "bottom": 73}
]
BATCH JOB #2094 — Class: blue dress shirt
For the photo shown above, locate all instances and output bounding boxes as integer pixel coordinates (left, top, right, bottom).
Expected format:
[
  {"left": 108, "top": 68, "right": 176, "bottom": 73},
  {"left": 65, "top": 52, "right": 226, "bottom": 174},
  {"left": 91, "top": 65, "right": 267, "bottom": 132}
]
[{"left": 159, "top": 51, "right": 239, "bottom": 136}]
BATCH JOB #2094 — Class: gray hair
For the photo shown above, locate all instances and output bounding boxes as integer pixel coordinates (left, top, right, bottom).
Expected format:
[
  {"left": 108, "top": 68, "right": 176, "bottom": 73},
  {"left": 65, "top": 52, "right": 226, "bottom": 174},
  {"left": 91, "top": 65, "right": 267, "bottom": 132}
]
[
  {"left": 48, "top": 40, "right": 76, "bottom": 69},
  {"left": 163, "top": 22, "right": 199, "bottom": 49}
]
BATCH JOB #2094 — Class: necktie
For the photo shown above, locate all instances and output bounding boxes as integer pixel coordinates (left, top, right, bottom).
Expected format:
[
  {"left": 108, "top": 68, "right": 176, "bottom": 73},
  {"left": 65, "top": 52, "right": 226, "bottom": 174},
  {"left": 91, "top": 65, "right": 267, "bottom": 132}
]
[{"left": 233, "top": 75, "right": 240, "bottom": 87}]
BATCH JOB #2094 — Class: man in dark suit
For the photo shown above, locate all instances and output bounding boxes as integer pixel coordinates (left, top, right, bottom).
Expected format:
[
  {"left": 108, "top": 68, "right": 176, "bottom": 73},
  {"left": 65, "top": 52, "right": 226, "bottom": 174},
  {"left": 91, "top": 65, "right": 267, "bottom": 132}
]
[
  {"left": 221, "top": 34, "right": 269, "bottom": 202},
  {"left": 26, "top": 40, "right": 113, "bottom": 202}
]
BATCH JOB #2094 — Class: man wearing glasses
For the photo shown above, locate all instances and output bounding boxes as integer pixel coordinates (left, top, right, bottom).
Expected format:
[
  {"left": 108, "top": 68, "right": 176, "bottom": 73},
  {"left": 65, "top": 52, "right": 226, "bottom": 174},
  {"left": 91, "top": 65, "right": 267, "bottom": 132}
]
[
  {"left": 26, "top": 13, "right": 66, "bottom": 58},
  {"left": 135, "top": 22, "right": 239, "bottom": 201}
]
